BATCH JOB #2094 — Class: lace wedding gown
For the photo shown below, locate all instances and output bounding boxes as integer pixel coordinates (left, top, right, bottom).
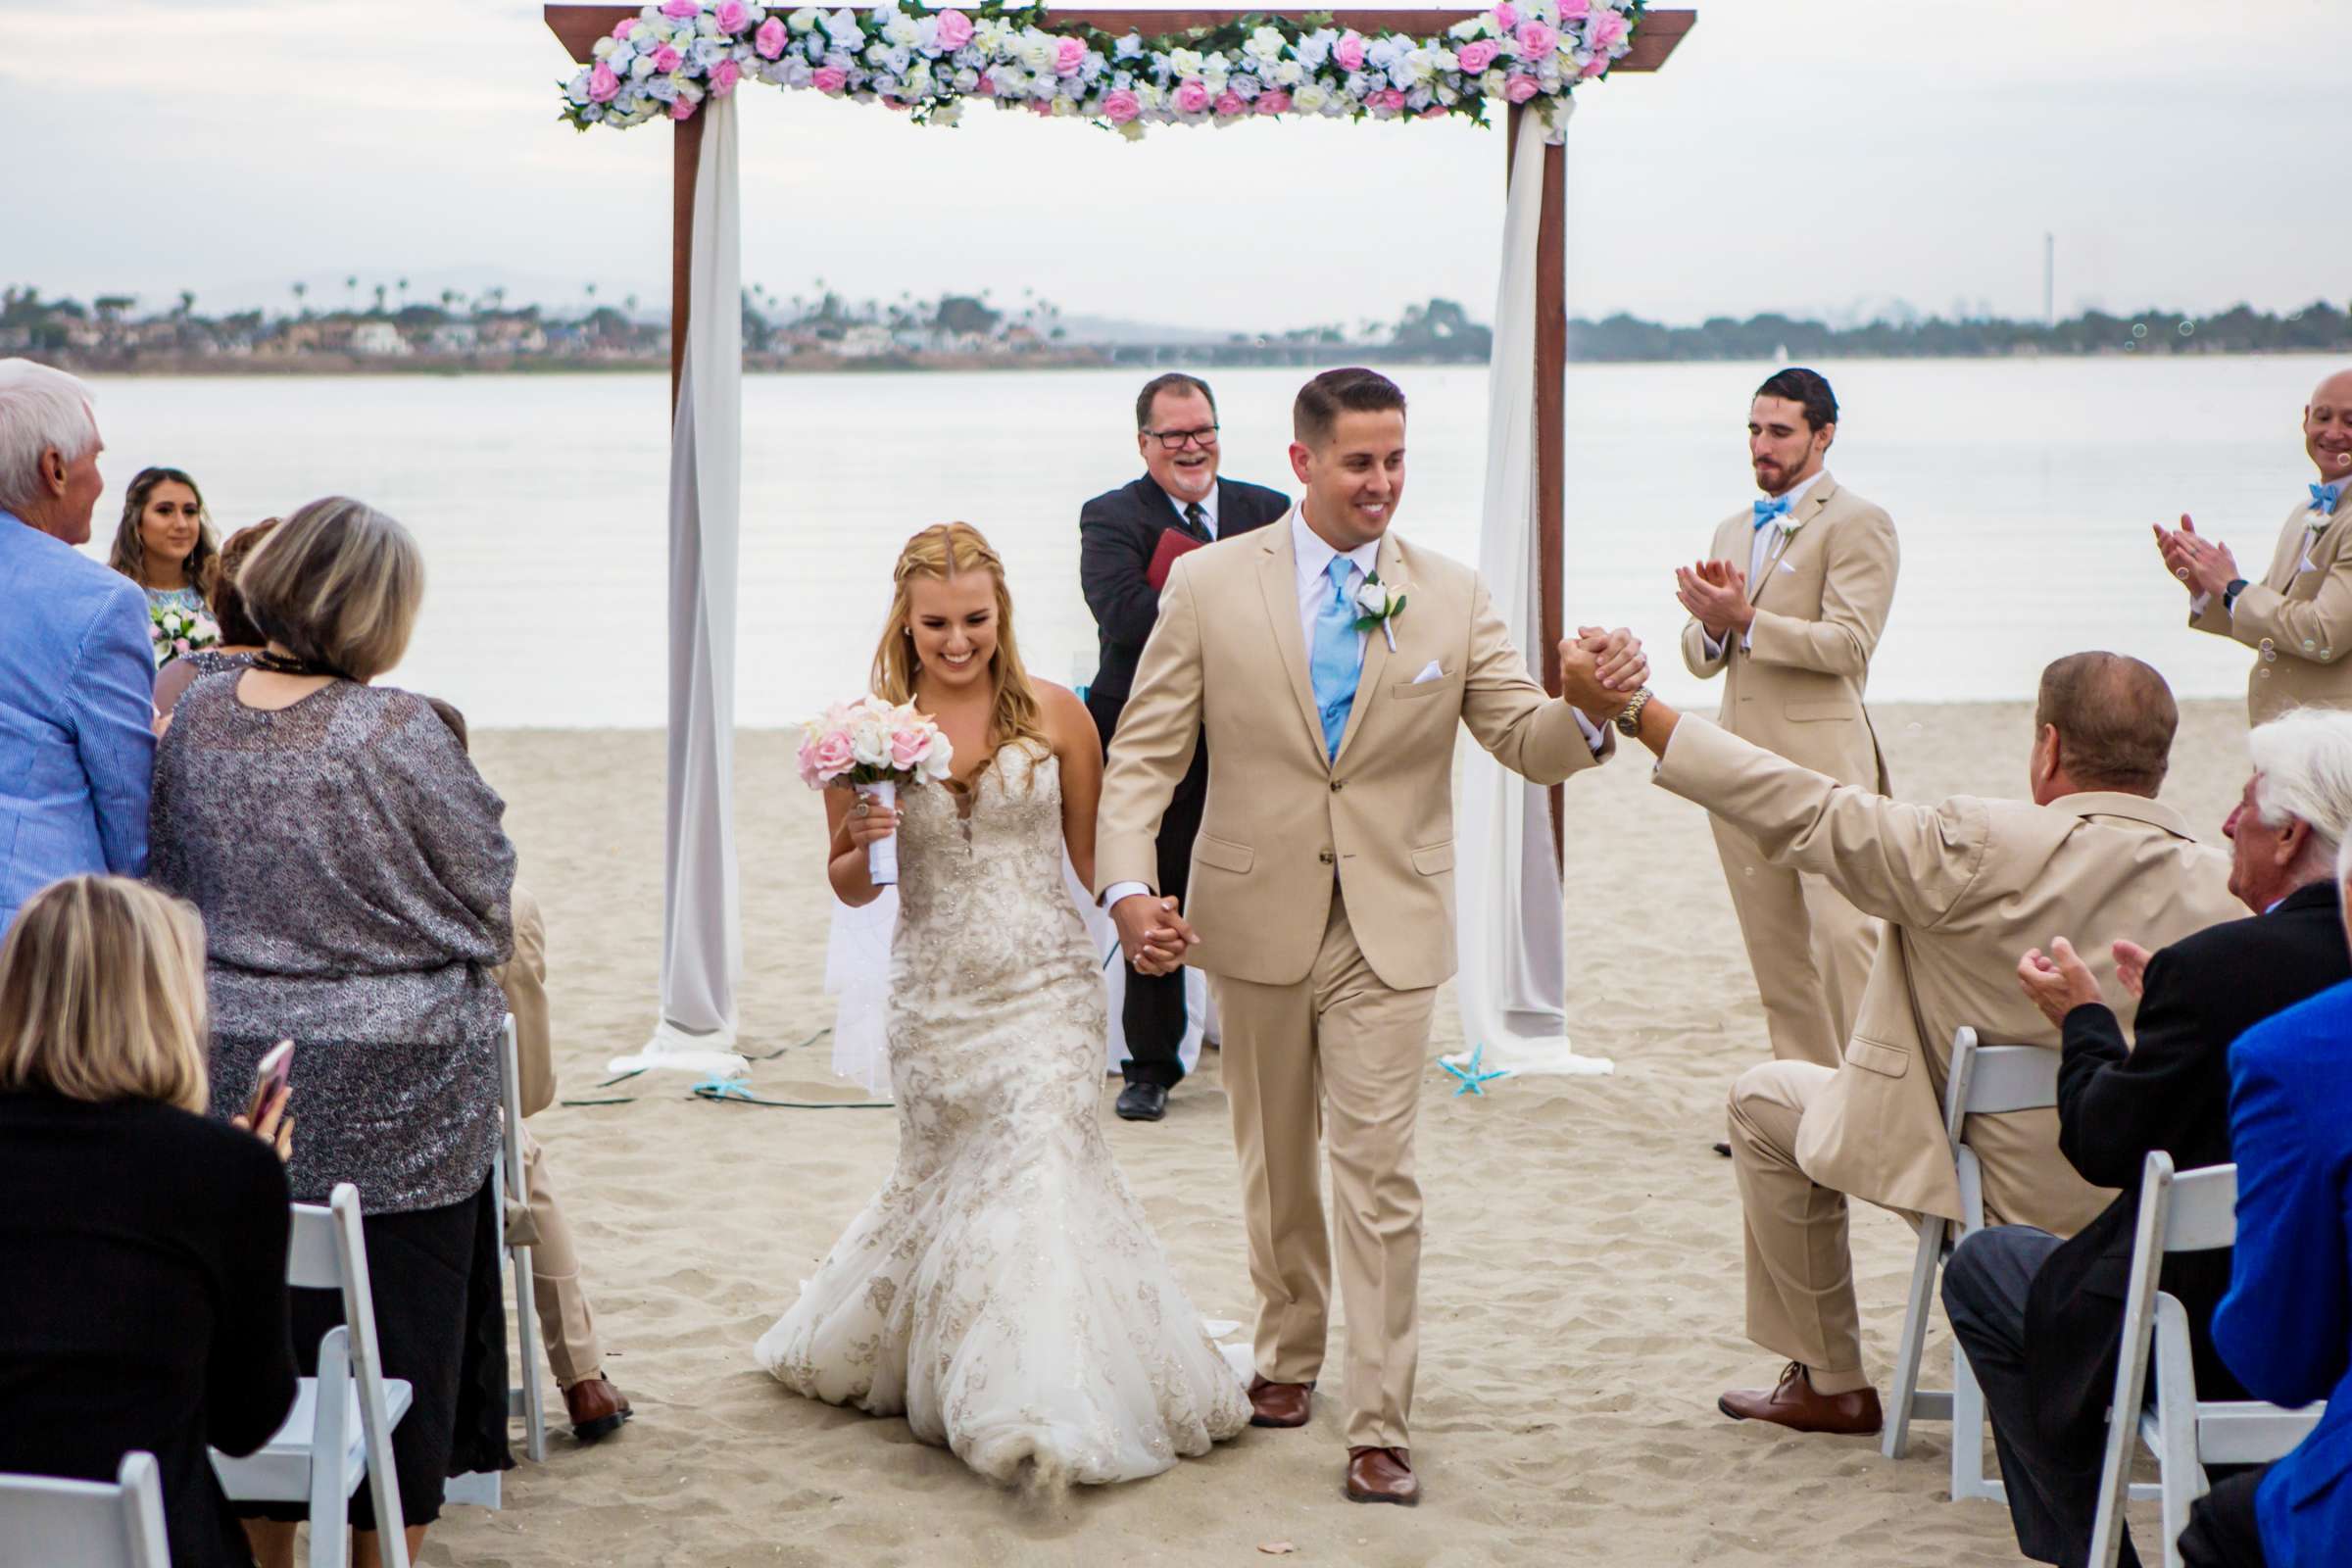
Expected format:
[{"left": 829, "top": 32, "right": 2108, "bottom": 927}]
[{"left": 754, "top": 741, "right": 1249, "bottom": 1484}]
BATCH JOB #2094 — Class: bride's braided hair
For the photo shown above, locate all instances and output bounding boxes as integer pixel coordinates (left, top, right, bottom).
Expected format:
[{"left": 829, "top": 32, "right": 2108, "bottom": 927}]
[{"left": 873, "top": 522, "right": 1049, "bottom": 754}]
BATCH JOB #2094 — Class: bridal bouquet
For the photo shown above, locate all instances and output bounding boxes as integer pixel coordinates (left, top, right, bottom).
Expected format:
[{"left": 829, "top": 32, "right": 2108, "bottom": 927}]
[
  {"left": 797, "top": 695, "right": 953, "bottom": 886},
  {"left": 149, "top": 602, "right": 221, "bottom": 667}
]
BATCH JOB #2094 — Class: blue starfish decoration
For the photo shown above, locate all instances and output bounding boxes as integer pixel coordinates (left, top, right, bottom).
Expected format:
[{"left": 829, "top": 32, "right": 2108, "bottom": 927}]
[{"left": 1440, "top": 1044, "right": 1510, "bottom": 1097}]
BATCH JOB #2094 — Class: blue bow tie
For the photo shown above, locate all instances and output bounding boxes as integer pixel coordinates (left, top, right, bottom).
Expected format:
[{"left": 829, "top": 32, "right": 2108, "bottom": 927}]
[
  {"left": 1752, "top": 495, "right": 1793, "bottom": 531},
  {"left": 2312, "top": 481, "right": 2345, "bottom": 516}
]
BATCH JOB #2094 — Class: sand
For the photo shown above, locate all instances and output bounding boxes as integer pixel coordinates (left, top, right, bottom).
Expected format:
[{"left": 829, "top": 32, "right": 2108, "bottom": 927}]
[{"left": 430, "top": 698, "right": 2254, "bottom": 1568}]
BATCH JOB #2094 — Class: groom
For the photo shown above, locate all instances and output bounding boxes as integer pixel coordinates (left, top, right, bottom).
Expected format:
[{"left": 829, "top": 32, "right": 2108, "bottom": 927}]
[{"left": 1097, "top": 368, "right": 1644, "bottom": 1504}]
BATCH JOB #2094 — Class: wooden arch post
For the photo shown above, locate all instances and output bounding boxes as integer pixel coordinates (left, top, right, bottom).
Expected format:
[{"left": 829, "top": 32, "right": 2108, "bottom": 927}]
[{"left": 545, "top": 4, "right": 1693, "bottom": 864}]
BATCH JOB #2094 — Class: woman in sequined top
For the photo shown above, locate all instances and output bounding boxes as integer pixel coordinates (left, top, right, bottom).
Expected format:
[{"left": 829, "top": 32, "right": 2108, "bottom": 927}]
[{"left": 149, "top": 495, "right": 515, "bottom": 1559}]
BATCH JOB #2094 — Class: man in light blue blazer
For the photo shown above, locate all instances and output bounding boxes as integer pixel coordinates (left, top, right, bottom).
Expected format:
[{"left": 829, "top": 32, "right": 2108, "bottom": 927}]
[
  {"left": 2195, "top": 941, "right": 2352, "bottom": 1567},
  {"left": 0, "top": 359, "right": 153, "bottom": 934}
]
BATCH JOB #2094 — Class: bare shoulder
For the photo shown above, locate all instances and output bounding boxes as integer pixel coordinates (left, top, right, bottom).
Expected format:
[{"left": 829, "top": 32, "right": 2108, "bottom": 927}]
[{"left": 1033, "top": 679, "right": 1092, "bottom": 733}]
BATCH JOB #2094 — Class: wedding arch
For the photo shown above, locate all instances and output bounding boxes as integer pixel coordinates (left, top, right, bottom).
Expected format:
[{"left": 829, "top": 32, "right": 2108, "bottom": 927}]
[{"left": 542, "top": 0, "right": 1694, "bottom": 1078}]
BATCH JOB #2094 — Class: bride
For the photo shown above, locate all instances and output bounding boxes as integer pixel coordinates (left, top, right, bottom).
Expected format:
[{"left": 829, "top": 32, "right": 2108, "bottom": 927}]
[{"left": 754, "top": 522, "right": 1249, "bottom": 1485}]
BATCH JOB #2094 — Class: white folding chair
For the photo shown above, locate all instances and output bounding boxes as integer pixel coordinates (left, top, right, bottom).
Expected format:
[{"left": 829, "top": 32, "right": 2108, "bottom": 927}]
[
  {"left": 0, "top": 1450, "right": 172, "bottom": 1568},
  {"left": 501, "top": 1013, "right": 548, "bottom": 1465},
  {"left": 2087, "top": 1152, "right": 2324, "bottom": 1568},
  {"left": 212, "top": 1183, "right": 412, "bottom": 1568},
  {"left": 1884, "top": 1027, "right": 2063, "bottom": 1501}
]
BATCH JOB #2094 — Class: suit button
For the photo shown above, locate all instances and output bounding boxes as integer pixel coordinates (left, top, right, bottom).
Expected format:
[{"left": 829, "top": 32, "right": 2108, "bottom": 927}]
[
  {"left": 1330, "top": 778, "right": 1345, "bottom": 792},
  {"left": 1318, "top": 850, "right": 1334, "bottom": 864}
]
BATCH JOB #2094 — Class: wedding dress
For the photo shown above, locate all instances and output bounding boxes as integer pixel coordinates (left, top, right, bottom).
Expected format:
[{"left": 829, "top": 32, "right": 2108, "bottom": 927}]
[{"left": 754, "top": 741, "right": 1249, "bottom": 1484}]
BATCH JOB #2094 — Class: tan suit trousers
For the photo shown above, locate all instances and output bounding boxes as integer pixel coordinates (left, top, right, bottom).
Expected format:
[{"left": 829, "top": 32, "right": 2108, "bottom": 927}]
[
  {"left": 1711, "top": 816, "right": 1880, "bottom": 1069},
  {"left": 1209, "top": 886, "right": 1437, "bottom": 1450}
]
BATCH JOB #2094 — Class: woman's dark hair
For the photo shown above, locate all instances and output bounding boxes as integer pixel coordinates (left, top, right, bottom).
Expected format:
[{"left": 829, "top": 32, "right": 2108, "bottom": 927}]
[
  {"left": 1753, "top": 368, "right": 1839, "bottom": 432},
  {"left": 107, "top": 466, "right": 220, "bottom": 599},
  {"left": 208, "top": 517, "right": 282, "bottom": 648}
]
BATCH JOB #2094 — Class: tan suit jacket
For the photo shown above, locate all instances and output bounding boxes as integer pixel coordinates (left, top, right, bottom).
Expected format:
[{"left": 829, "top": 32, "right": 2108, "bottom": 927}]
[
  {"left": 1096, "top": 511, "right": 1606, "bottom": 991},
  {"left": 1657, "top": 718, "right": 2239, "bottom": 1225},
  {"left": 2189, "top": 498, "right": 2352, "bottom": 724},
  {"left": 1679, "top": 476, "right": 1896, "bottom": 789}
]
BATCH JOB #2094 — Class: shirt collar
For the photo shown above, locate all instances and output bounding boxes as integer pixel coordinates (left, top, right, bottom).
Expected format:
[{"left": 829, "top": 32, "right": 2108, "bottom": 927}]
[
  {"left": 1293, "top": 507, "right": 1381, "bottom": 585},
  {"left": 1167, "top": 483, "right": 1217, "bottom": 526}
]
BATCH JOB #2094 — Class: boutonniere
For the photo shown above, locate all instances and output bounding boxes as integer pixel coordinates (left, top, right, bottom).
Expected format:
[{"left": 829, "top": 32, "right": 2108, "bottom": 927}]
[{"left": 1352, "top": 572, "right": 1406, "bottom": 650}]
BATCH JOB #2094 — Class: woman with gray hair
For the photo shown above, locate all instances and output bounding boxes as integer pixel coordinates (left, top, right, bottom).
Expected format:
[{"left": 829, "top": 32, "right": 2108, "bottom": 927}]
[{"left": 149, "top": 495, "right": 515, "bottom": 1568}]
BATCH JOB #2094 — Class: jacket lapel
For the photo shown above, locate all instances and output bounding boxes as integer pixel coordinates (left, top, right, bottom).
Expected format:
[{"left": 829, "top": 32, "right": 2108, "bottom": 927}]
[
  {"left": 1330, "top": 533, "right": 1401, "bottom": 765},
  {"left": 1258, "top": 515, "right": 1330, "bottom": 763}
]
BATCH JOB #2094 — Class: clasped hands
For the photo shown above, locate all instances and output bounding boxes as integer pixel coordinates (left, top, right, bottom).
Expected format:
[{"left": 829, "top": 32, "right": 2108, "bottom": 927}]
[
  {"left": 1675, "top": 559, "right": 1752, "bottom": 642},
  {"left": 1563, "top": 625, "right": 1647, "bottom": 721},
  {"left": 2153, "top": 514, "right": 2239, "bottom": 601},
  {"left": 2015, "top": 935, "right": 2154, "bottom": 1027},
  {"left": 1109, "top": 893, "right": 1196, "bottom": 976}
]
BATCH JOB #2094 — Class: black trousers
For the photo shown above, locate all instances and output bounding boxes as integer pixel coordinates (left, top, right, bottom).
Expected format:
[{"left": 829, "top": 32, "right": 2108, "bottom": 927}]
[
  {"left": 1943, "top": 1225, "right": 2133, "bottom": 1568},
  {"left": 2180, "top": 1468, "right": 2268, "bottom": 1568},
  {"left": 1088, "top": 688, "right": 1206, "bottom": 1089}
]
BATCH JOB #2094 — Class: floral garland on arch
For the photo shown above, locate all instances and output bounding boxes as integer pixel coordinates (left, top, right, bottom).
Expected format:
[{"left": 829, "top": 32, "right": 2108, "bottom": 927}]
[{"left": 560, "top": 0, "right": 1642, "bottom": 141}]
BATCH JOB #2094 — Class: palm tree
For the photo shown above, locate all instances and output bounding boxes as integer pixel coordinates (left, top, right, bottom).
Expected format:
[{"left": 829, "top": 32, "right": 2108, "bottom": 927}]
[
  {"left": 291, "top": 281, "right": 308, "bottom": 319},
  {"left": 396, "top": 276, "right": 410, "bottom": 309},
  {"left": 344, "top": 274, "right": 358, "bottom": 313},
  {"left": 371, "top": 283, "right": 387, "bottom": 317}
]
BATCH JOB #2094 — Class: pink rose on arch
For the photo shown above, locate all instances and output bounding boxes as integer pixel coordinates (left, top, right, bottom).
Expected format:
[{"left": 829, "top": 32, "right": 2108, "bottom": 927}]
[
  {"left": 1334, "top": 31, "right": 1366, "bottom": 71},
  {"left": 1374, "top": 87, "right": 1407, "bottom": 111},
  {"left": 974, "top": 70, "right": 997, "bottom": 95},
  {"left": 1419, "top": 104, "right": 1448, "bottom": 119},
  {"left": 714, "top": 0, "right": 751, "bottom": 32},
  {"left": 612, "top": 17, "right": 637, "bottom": 39},
  {"left": 1513, "top": 21, "right": 1558, "bottom": 59},
  {"left": 934, "top": 9, "right": 974, "bottom": 50},
  {"left": 1101, "top": 87, "right": 1141, "bottom": 122},
  {"left": 811, "top": 64, "right": 848, "bottom": 91},
  {"left": 1054, "top": 35, "right": 1087, "bottom": 76},
  {"left": 588, "top": 62, "right": 621, "bottom": 101},
  {"left": 1029, "top": 96, "right": 1054, "bottom": 116},
  {"left": 755, "top": 16, "right": 786, "bottom": 57},
  {"left": 1502, "top": 73, "right": 1540, "bottom": 103},
  {"left": 710, "top": 58, "right": 742, "bottom": 94},
  {"left": 661, "top": 0, "right": 701, "bottom": 17},
  {"left": 1214, "top": 89, "right": 1245, "bottom": 117},
  {"left": 1491, "top": 4, "right": 1517, "bottom": 29},
  {"left": 1455, "top": 38, "right": 1499, "bottom": 72},
  {"left": 1173, "top": 77, "right": 1210, "bottom": 114},
  {"left": 1253, "top": 88, "right": 1291, "bottom": 114},
  {"left": 669, "top": 94, "right": 699, "bottom": 119},
  {"left": 1560, "top": 0, "right": 1592, "bottom": 18},
  {"left": 652, "top": 44, "right": 683, "bottom": 73},
  {"left": 1588, "top": 10, "right": 1629, "bottom": 49},
  {"left": 1580, "top": 53, "right": 1607, "bottom": 76}
]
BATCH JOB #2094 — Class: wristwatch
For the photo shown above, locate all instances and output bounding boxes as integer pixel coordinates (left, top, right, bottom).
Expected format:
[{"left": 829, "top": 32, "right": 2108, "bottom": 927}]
[
  {"left": 2223, "top": 578, "right": 2249, "bottom": 612},
  {"left": 1614, "top": 687, "right": 1653, "bottom": 737}
]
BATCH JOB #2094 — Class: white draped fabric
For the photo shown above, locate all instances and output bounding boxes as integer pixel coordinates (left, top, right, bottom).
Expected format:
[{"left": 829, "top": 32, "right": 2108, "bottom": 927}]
[
  {"left": 1451, "top": 108, "right": 1612, "bottom": 1078},
  {"left": 610, "top": 98, "right": 751, "bottom": 1080}
]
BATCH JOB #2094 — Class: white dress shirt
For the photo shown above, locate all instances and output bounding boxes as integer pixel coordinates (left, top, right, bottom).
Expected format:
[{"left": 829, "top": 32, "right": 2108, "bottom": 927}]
[
  {"left": 1702, "top": 469, "right": 1833, "bottom": 660},
  {"left": 1164, "top": 480, "right": 1219, "bottom": 539}
]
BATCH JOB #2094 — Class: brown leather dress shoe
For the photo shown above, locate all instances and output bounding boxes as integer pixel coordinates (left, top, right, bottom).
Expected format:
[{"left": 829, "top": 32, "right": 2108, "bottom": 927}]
[
  {"left": 1246, "top": 1376, "right": 1313, "bottom": 1429},
  {"left": 1344, "top": 1446, "right": 1419, "bottom": 1506},
  {"left": 1717, "top": 1362, "right": 1882, "bottom": 1436},
  {"left": 563, "top": 1375, "right": 634, "bottom": 1442}
]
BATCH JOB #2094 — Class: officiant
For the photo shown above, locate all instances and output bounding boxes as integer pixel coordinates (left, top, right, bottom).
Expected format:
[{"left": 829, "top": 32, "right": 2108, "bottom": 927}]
[{"left": 1080, "top": 373, "right": 1289, "bottom": 1122}]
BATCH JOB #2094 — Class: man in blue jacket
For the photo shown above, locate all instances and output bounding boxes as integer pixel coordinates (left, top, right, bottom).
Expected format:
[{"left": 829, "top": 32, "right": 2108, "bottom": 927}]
[
  {"left": 0, "top": 359, "right": 153, "bottom": 934},
  {"left": 2194, "top": 884, "right": 2352, "bottom": 1567}
]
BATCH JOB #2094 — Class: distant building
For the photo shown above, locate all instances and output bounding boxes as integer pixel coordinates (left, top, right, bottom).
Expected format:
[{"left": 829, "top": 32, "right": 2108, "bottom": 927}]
[
  {"left": 350, "top": 320, "right": 412, "bottom": 358},
  {"left": 838, "top": 323, "right": 893, "bottom": 360}
]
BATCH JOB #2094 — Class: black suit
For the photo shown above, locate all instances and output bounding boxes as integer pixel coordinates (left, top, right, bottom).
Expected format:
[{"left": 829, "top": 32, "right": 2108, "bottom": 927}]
[
  {"left": 0, "top": 1092, "right": 297, "bottom": 1568},
  {"left": 1943, "top": 881, "right": 2348, "bottom": 1568},
  {"left": 1079, "top": 471, "right": 1289, "bottom": 1086}
]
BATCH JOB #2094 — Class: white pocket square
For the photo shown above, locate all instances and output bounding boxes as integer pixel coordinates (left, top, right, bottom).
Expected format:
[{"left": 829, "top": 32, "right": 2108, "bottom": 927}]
[
  {"left": 1779, "top": 561, "right": 1797, "bottom": 574},
  {"left": 1412, "top": 660, "right": 1446, "bottom": 684}
]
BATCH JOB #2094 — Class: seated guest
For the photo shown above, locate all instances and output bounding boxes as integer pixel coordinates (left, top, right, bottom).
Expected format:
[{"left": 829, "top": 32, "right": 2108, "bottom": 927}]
[
  {"left": 0, "top": 875, "right": 297, "bottom": 1568},
  {"left": 153, "top": 516, "right": 280, "bottom": 714},
  {"left": 1942, "top": 708, "right": 2352, "bottom": 1568},
  {"left": 2178, "top": 891, "right": 2352, "bottom": 1568},
  {"left": 149, "top": 496, "right": 516, "bottom": 1568},
  {"left": 108, "top": 465, "right": 222, "bottom": 665},
  {"left": 0, "top": 358, "right": 153, "bottom": 933},
  {"left": 1556, "top": 648, "right": 2242, "bottom": 1434},
  {"left": 426, "top": 698, "right": 632, "bottom": 1443}
]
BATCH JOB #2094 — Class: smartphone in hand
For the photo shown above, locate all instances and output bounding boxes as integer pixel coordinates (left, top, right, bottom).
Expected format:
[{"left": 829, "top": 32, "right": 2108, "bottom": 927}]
[{"left": 247, "top": 1039, "right": 294, "bottom": 1121}]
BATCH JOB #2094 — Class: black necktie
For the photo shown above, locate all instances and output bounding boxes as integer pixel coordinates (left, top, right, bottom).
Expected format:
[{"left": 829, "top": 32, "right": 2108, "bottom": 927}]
[{"left": 1183, "top": 502, "right": 1209, "bottom": 541}]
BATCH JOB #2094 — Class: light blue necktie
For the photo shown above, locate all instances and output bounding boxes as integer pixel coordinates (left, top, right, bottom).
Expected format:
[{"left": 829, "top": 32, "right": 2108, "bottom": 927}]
[
  {"left": 1752, "top": 494, "right": 1792, "bottom": 530},
  {"left": 2311, "top": 481, "right": 2345, "bottom": 516},
  {"left": 1309, "top": 556, "right": 1362, "bottom": 760}
]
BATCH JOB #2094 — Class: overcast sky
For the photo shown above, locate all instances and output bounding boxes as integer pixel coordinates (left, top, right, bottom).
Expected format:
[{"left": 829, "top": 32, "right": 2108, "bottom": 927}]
[{"left": 7, "top": 0, "right": 2342, "bottom": 332}]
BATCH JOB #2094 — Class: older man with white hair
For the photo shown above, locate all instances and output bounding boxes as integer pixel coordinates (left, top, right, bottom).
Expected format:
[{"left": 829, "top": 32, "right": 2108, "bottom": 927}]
[
  {"left": 0, "top": 358, "right": 154, "bottom": 933},
  {"left": 1942, "top": 706, "right": 2352, "bottom": 1568}
]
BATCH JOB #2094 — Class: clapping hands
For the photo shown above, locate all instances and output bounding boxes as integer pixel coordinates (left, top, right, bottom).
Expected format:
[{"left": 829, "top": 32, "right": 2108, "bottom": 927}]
[
  {"left": 1675, "top": 559, "right": 1750, "bottom": 640},
  {"left": 2154, "top": 514, "right": 2239, "bottom": 601},
  {"left": 2016, "top": 936, "right": 2103, "bottom": 1028}
]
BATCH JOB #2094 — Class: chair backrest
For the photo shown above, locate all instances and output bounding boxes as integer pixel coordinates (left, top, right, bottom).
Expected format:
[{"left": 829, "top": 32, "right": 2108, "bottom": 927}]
[
  {"left": 1942, "top": 1028, "right": 2063, "bottom": 1141},
  {"left": 0, "top": 1451, "right": 172, "bottom": 1568},
  {"left": 497, "top": 1013, "right": 526, "bottom": 1207},
  {"left": 2160, "top": 1163, "right": 2238, "bottom": 1255}
]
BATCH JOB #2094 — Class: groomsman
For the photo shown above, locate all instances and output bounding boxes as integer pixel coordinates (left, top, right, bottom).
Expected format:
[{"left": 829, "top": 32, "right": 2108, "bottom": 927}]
[
  {"left": 2160, "top": 367, "right": 2352, "bottom": 725},
  {"left": 1674, "top": 368, "right": 1898, "bottom": 1069},
  {"left": 1080, "top": 373, "right": 1289, "bottom": 1121}
]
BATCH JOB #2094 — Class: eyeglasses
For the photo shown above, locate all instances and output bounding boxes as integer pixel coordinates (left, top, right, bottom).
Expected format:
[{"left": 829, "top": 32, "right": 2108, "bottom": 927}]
[{"left": 1144, "top": 425, "right": 1220, "bottom": 451}]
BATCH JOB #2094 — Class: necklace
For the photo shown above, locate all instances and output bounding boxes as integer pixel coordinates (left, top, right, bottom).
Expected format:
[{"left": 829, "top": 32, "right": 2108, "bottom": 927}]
[{"left": 250, "top": 650, "right": 350, "bottom": 680}]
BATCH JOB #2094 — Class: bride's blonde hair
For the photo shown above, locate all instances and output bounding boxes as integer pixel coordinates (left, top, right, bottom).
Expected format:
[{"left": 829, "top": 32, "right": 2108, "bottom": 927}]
[{"left": 872, "top": 522, "right": 1048, "bottom": 754}]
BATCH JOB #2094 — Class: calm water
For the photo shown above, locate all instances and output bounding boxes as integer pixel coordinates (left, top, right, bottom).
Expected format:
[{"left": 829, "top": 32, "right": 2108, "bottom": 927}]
[{"left": 78, "top": 356, "right": 2326, "bottom": 727}]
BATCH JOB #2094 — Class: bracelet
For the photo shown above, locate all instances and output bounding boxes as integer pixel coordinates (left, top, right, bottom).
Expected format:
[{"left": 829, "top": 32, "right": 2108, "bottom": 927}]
[{"left": 1614, "top": 687, "right": 1653, "bottom": 738}]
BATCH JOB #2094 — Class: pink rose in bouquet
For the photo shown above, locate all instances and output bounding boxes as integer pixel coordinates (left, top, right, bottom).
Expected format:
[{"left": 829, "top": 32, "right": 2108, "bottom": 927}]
[
  {"left": 1492, "top": 4, "right": 1518, "bottom": 30},
  {"left": 714, "top": 0, "right": 751, "bottom": 32},
  {"left": 652, "top": 44, "right": 683, "bottom": 73},
  {"left": 935, "top": 9, "right": 974, "bottom": 49},
  {"left": 1503, "top": 73, "right": 1540, "bottom": 103},
  {"left": 1513, "top": 21, "right": 1558, "bottom": 59},
  {"left": 588, "top": 62, "right": 621, "bottom": 102},
  {"left": 1054, "top": 36, "right": 1087, "bottom": 76},
  {"left": 1588, "top": 10, "right": 1630, "bottom": 50},
  {"left": 1455, "top": 38, "right": 1500, "bottom": 73},
  {"left": 710, "top": 58, "right": 742, "bottom": 95},
  {"left": 755, "top": 16, "right": 787, "bottom": 57}
]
